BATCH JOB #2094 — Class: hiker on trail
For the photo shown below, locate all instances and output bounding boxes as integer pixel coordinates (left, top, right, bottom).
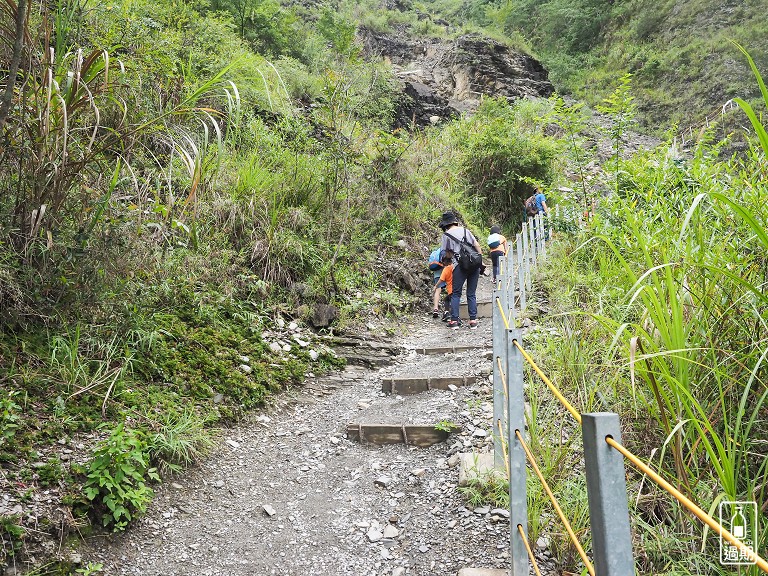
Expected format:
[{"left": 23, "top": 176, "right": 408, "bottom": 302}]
[
  {"left": 439, "top": 211, "right": 483, "bottom": 330},
  {"left": 487, "top": 225, "right": 508, "bottom": 284},
  {"left": 524, "top": 187, "right": 550, "bottom": 240},
  {"left": 535, "top": 187, "right": 549, "bottom": 217},
  {"left": 432, "top": 253, "right": 453, "bottom": 321}
]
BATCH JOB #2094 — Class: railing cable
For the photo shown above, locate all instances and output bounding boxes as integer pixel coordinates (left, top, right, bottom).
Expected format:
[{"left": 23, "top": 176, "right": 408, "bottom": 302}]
[
  {"left": 515, "top": 429, "right": 596, "bottom": 576},
  {"left": 518, "top": 524, "right": 543, "bottom": 576},
  {"left": 512, "top": 339, "right": 582, "bottom": 424},
  {"left": 606, "top": 436, "right": 768, "bottom": 573}
]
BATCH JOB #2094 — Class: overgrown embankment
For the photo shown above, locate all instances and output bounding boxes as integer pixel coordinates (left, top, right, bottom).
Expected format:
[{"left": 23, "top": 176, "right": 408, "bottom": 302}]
[{"left": 520, "top": 74, "right": 768, "bottom": 574}]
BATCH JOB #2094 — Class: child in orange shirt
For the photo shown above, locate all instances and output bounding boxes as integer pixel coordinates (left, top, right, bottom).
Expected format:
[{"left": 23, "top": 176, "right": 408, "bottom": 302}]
[{"left": 432, "top": 255, "right": 453, "bottom": 322}]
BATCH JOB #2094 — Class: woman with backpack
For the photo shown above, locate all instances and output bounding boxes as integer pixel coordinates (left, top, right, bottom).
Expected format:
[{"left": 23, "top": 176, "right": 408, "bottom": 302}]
[{"left": 438, "top": 211, "right": 483, "bottom": 330}]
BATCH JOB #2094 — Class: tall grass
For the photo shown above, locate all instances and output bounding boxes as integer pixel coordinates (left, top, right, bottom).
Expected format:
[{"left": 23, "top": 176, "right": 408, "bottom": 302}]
[{"left": 533, "top": 50, "right": 768, "bottom": 573}]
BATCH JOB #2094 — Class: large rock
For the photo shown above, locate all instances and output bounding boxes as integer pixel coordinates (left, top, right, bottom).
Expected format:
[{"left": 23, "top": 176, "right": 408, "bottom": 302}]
[
  {"left": 311, "top": 303, "right": 338, "bottom": 328},
  {"left": 392, "top": 266, "right": 422, "bottom": 293},
  {"left": 362, "top": 31, "right": 554, "bottom": 128}
]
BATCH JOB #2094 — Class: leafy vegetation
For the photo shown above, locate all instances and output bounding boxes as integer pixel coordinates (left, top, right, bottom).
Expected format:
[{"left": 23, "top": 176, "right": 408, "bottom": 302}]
[{"left": 527, "top": 57, "right": 768, "bottom": 574}]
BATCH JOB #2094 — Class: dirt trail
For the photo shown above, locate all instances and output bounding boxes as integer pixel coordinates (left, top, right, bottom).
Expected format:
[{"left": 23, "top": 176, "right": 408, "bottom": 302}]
[{"left": 82, "top": 277, "right": 552, "bottom": 576}]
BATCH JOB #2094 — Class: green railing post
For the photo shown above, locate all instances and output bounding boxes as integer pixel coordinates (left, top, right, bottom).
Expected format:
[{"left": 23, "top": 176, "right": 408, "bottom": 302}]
[
  {"left": 582, "top": 413, "right": 635, "bottom": 576},
  {"left": 493, "top": 256, "right": 509, "bottom": 469},
  {"left": 507, "top": 329, "right": 528, "bottom": 575}
]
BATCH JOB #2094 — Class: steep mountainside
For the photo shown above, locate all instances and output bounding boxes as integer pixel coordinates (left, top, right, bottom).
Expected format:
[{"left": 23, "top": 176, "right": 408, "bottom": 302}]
[{"left": 416, "top": 0, "right": 768, "bottom": 131}]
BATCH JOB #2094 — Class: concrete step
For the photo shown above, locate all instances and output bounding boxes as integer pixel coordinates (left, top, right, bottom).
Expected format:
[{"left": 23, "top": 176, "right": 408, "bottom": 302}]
[
  {"left": 382, "top": 376, "right": 477, "bottom": 395},
  {"left": 459, "top": 300, "right": 493, "bottom": 319},
  {"left": 458, "top": 452, "right": 504, "bottom": 486}
]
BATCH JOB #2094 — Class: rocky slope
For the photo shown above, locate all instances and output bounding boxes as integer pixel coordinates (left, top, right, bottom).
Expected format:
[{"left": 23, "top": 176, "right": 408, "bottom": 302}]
[{"left": 362, "top": 31, "right": 554, "bottom": 127}]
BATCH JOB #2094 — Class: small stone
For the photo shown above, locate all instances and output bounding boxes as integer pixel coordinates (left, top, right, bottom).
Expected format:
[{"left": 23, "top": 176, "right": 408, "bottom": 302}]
[
  {"left": 68, "top": 553, "right": 82, "bottom": 565},
  {"left": 536, "top": 536, "right": 549, "bottom": 549},
  {"left": 288, "top": 322, "right": 299, "bottom": 331},
  {"left": 447, "top": 384, "right": 458, "bottom": 392},
  {"left": 472, "top": 429, "right": 488, "bottom": 438},
  {"left": 309, "top": 350, "right": 319, "bottom": 361},
  {"left": 171, "top": 483, "right": 184, "bottom": 490},
  {"left": 374, "top": 475, "right": 392, "bottom": 488},
  {"left": 276, "top": 318, "right": 285, "bottom": 328},
  {"left": 474, "top": 506, "right": 490, "bottom": 515},
  {"left": 269, "top": 342, "right": 282, "bottom": 353},
  {"left": 396, "top": 239, "right": 407, "bottom": 249},
  {"left": 213, "top": 393, "right": 224, "bottom": 404},
  {"left": 410, "top": 468, "right": 426, "bottom": 477},
  {"left": 392, "top": 569, "right": 405, "bottom": 576},
  {"left": 429, "top": 115, "right": 440, "bottom": 124},
  {"left": 418, "top": 544, "right": 429, "bottom": 553},
  {"left": 189, "top": 543, "right": 199, "bottom": 550},
  {"left": 357, "top": 402, "right": 370, "bottom": 409},
  {"left": 383, "top": 525, "right": 399, "bottom": 539},
  {"left": 329, "top": 436, "right": 340, "bottom": 445},
  {"left": 238, "top": 355, "right": 250, "bottom": 363},
  {"left": 213, "top": 480, "right": 225, "bottom": 488},
  {"left": 226, "top": 439, "right": 240, "bottom": 449},
  {"left": 263, "top": 504, "right": 276, "bottom": 517},
  {"left": 447, "top": 520, "right": 457, "bottom": 529},
  {"left": 367, "top": 528, "right": 383, "bottom": 542},
  {"left": 491, "top": 508, "right": 510, "bottom": 518},
  {"left": 447, "top": 454, "right": 461, "bottom": 467},
  {"left": 282, "top": 344, "right": 292, "bottom": 352},
  {"left": 294, "top": 337, "right": 310, "bottom": 348}
]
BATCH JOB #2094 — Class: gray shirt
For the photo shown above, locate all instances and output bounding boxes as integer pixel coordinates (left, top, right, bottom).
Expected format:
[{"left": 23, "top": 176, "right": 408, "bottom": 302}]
[{"left": 441, "top": 226, "right": 478, "bottom": 265}]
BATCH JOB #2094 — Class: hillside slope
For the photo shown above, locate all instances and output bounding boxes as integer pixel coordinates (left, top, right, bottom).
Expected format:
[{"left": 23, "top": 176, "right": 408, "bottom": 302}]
[{"left": 417, "top": 0, "right": 768, "bottom": 131}]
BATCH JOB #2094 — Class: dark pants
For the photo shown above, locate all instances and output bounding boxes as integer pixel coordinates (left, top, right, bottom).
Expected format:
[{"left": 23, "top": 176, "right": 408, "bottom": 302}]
[
  {"left": 451, "top": 265, "right": 481, "bottom": 321},
  {"left": 490, "top": 251, "right": 502, "bottom": 279}
]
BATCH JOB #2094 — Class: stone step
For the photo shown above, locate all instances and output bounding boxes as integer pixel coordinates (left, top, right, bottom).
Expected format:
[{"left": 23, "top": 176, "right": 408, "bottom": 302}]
[
  {"left": 382, "top": 376, "right": 477, "bottom": 395},
  {"left": 413, "top": 344, "right": 491, "bottom": 355},
  {"left": 458, "top": 452, "right": 504, "bottom": 487},
  {"left": 346, "top": 423, "right": 454, "bottom": 447},
  {"left": 459, "top": 300, "right": 493, "bottom": 319}
]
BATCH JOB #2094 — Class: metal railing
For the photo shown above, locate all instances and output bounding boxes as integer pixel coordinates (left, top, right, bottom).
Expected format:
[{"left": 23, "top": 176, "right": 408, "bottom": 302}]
[{"left": 490, "top": 214, "right": 768, "bottom": 575}]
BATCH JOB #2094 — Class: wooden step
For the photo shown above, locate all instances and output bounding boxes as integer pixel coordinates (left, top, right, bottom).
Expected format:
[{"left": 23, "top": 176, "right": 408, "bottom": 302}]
[
  {"left": 382, "top": 376, "right": 477, "bottom": 394},
  {"left": 346, "top": 423, "right": 453, "bottom": 446}
]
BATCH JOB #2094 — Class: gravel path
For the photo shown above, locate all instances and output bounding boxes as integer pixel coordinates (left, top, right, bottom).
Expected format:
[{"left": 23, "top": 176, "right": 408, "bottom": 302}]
[{"left": 83, "top": 278, "right": 554, "bottom": 575}]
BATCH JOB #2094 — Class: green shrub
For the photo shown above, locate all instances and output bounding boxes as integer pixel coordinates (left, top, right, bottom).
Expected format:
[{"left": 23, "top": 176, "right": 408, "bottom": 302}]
[
  {"left": 456, "top": 98, "right": 560, "bottom": 223},
  {"left": 83, "top": 424, "right": 159, "bottom": 531},
  {"left": 0, "top": 391, "right": 21, "bottom": 448},
  {"left": 0, "top": 515, "right": 25, "bottom": 563}
]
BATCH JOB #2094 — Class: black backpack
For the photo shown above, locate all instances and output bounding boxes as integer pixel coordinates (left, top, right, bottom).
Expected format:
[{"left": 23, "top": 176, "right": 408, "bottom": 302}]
[
  {"left": 524, "top": 195, "right": 538, "bottom": 217},
  {"left": 445, "top": 229, "right": 482, "bottom": 272}
]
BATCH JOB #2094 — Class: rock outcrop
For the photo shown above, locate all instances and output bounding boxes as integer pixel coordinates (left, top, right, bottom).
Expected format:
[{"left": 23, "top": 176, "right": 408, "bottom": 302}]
[{"left": 362, "top": 31, "right": 554, "bottom": 127}]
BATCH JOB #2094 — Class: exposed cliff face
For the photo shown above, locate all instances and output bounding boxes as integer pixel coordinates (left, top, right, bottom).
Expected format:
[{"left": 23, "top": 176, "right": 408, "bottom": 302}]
[{"left": 362, "top": 31, "right": 554, "bottom": 127}]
